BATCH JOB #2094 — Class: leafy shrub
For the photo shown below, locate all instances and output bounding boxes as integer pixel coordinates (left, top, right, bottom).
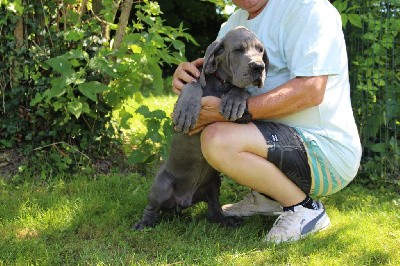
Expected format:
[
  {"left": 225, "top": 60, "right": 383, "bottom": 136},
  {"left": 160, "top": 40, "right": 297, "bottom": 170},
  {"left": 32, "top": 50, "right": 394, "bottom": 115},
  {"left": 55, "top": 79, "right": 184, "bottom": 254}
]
[{"left": 0, "top": 0, "right": 195, "bottom": 176}]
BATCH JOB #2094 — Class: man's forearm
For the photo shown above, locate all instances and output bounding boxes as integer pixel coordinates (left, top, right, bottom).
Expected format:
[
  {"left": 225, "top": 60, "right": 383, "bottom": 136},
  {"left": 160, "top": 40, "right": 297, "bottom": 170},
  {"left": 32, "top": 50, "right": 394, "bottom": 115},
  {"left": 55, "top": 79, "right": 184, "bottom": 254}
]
[{"left": 248, "top": 76, "right": 328, "bottom": 120}]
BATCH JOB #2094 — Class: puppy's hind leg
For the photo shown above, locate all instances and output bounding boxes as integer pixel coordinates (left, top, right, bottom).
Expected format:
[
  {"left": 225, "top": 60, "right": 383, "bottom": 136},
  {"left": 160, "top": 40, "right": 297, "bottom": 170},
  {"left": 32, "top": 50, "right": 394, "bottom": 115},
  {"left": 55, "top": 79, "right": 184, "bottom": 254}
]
[
  {"left": 133, "top": 167, "right": 174, "bottom": 230},
  {"left": 205, "top": 176, "right": 242, "bottom": 227}
]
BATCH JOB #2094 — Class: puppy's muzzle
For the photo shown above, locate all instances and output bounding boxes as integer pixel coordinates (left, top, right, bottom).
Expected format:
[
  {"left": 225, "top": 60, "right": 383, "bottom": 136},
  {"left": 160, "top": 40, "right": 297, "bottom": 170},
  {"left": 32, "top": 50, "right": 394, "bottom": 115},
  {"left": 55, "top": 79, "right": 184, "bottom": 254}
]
[
  {"left": 249, "top": 61, "right": 265, "bottom": 87},
  {"left": 249, "top": 61, "right": 265, "bottom": 73}
]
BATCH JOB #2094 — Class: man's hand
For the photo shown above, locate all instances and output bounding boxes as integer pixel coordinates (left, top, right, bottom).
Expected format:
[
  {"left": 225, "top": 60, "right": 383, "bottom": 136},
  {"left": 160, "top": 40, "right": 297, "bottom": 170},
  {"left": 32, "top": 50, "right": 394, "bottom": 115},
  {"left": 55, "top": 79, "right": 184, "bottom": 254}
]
[
  {"left": 188, "top": 96, "right": 228, "bottom": 136},
  {"left": 172, "top": 58, "right": 204, "bottom": 94}
]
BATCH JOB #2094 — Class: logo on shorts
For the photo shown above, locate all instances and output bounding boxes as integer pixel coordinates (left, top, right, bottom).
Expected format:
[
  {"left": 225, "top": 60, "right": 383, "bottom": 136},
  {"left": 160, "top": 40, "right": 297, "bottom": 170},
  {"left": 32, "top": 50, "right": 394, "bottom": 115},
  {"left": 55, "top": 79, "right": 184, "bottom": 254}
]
[{"left": 271, "top": 134, "right": 279, "bottom": 142}]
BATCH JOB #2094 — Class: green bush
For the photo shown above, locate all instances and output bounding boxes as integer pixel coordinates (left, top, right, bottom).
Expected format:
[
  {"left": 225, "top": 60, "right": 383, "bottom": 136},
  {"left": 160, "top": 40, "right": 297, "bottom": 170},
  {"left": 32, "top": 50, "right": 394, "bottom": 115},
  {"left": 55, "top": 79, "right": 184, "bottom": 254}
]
[
  {"left": 0, "top": 0, "right": 195, "bottom": 176},
  {"left": 0, "top": 0, "right": 398, "bottom": 189}
]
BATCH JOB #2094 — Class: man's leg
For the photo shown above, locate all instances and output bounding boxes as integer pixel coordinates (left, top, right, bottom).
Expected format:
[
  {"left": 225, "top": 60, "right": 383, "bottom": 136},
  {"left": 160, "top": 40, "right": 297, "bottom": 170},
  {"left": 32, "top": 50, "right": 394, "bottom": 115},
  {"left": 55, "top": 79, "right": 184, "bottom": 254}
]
[
  {"left": 200, "top": 122, "right": 330, "bottom": 243},
  {"left": 201, "top": 122, "right": 306, "bottom": 206}
]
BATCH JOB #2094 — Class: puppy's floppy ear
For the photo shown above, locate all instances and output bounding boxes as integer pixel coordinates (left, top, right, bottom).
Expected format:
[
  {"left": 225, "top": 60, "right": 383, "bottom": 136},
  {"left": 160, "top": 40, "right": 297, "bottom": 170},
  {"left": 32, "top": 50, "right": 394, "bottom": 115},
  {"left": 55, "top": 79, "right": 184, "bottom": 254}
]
[
  {"left": 199, "top": 40, "right": 224, "bottom": 86},
  {"left": 262, "top": 50, "right": 269, "bottom": 74},
  {"left": 203, "top": 40, "right": 224, "bottom": 74}
]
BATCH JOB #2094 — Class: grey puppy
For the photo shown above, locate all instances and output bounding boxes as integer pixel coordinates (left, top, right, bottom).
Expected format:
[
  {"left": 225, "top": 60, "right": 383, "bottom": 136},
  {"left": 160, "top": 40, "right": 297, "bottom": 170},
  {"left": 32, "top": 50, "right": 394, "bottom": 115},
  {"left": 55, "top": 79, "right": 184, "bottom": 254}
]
[{"left": 133, "top": 26, "right": 268, "bottom": 230}]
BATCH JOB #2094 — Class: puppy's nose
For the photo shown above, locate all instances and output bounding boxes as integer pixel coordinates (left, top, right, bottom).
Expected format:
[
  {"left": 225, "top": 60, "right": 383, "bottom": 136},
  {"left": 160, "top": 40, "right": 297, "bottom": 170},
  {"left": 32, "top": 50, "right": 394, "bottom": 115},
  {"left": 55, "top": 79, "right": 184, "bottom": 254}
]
[{"left": 249, "top": 62, "right": 265, "bottom": 72}]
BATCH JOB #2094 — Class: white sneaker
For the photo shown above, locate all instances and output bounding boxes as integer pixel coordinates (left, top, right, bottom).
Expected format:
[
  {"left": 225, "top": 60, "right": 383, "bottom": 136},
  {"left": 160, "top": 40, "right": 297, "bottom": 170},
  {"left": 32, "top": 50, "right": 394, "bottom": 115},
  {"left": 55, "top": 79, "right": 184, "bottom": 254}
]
[
  {"left": 264, "top": 201, "right": 331, "bottom": 243},
  {"left": 222, "top": 191, "right": 282, "bottom": 217}
]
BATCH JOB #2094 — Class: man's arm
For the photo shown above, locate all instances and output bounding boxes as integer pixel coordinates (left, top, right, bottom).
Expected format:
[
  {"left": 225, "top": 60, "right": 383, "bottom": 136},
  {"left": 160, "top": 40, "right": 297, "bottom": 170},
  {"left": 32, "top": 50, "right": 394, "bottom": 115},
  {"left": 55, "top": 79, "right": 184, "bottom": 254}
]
[
  {"left": 187, "top": 75, "right": 328, "bottom": 135},
  {"left": 248, "top": 76, "right": 328, "bottom": 120}
]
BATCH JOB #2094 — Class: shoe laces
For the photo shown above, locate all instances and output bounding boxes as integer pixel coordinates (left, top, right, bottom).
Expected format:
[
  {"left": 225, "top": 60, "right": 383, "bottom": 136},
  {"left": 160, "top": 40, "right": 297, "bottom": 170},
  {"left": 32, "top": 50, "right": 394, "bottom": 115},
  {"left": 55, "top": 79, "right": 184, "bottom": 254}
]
[
  {"left": 236, "top": 193, "right": 255, "bottom": 206},
  {"left": 271, "top": 209, "right": 302, "bottom": 232}
]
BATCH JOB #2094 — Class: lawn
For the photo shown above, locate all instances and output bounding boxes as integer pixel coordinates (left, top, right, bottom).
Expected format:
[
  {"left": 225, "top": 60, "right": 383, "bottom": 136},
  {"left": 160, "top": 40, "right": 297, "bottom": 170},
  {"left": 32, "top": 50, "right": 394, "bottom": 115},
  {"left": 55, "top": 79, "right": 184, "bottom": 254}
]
[
  {"left": 1, "top": 94, "right": 399, "bottom": 265},
  {"left": 0, "top": 173, "right": 399, "bottom": 265}
]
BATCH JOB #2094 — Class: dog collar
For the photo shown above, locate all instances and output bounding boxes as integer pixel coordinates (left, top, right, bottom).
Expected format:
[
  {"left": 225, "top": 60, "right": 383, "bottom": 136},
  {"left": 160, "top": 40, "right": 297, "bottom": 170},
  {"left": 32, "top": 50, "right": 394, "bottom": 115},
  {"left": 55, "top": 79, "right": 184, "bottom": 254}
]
[{"left": 213, "top": 71, "right": 226, "bottom": 84}]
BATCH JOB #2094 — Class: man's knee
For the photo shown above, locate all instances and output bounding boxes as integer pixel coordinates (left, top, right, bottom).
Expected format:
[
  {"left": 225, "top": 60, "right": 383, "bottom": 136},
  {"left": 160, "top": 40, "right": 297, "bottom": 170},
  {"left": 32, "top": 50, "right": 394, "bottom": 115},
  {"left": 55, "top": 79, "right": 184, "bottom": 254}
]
[{"left": 200, "top": 122, "right": 230, "bottom": 157}]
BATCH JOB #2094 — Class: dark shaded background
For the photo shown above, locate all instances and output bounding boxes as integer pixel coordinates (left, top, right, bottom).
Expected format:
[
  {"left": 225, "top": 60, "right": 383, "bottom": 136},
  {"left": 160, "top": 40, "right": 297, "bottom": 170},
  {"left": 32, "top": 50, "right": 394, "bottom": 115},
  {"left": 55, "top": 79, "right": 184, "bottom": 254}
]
[{"left": 157, "top": 0, "right": 226, "bottom": 61}]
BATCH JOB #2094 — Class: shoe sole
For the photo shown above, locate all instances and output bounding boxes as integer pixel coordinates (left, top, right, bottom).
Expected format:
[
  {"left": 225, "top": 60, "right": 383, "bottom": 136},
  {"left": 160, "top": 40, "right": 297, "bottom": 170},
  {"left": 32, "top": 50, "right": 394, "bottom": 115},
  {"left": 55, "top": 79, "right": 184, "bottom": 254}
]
[
  {"left": 222, "top": 204, "right": 283, "bottom": 217},
  {"left": 223, "top": 210, "right": 282, "bottom": 217},
  {"left": 317, "top": 215, "right": 331, "bottom": 231}
]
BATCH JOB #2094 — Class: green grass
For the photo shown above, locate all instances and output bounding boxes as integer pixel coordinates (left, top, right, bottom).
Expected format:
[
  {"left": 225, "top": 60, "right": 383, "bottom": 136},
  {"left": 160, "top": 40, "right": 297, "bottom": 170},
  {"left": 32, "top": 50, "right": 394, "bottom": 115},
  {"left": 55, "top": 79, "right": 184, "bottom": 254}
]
[
  {"left": 0, "top": 174, "right": 399, "bottom": 265},
  {"left": 1, "top": 94, "right": 399, "bottom": 264}
]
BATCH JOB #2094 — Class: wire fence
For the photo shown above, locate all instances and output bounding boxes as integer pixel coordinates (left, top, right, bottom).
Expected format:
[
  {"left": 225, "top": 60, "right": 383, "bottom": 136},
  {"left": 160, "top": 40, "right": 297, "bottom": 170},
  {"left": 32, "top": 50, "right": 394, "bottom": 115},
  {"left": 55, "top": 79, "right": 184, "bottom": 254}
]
[{"left": 346, "top": 0, "right": 399, "bottom": 185}]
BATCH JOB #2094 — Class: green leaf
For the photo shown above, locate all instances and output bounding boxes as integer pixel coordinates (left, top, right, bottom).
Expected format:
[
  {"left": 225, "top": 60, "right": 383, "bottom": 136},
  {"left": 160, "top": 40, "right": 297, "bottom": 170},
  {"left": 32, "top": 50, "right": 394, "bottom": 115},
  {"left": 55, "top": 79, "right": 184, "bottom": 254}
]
[
  {"left": 333, "top": 0, "right": 348, "bottom": 13},
  {"left": 78, "top": 81, "right": 109, "bottom": 102},
  {"left": 127, "top": 149, "right": 147, "bottom": 164},
  {"left": 372, "top": 43, "right": 381, "bottom": 54},
  {"left": 136, "top": 105, "right": 150, "bottom": 117},
  {"left": 66, "top": 50, "right": 88, "bottom": 60},
  {"left": 127, "top": 142, "right": 153, "bottom": 164},
  {"left": 130, "top": 44, "right": 143, "bottom": 54},
  {"left": 70, "top": 59, "right": 81, "bottom": 67},
  {"left": 5, "top": 0, "right": 24, "bottom": 14},
  {"left": 30, "top": 93, "right": 43, "bottom": 106},
  {"left": 67, "top": 101, "right": 83, "bottom": 119},
  {"left": 48, "top": 77, "right": 67, "bottom": 99},
  {"left": 149, "top": 62, "right": 163, "bottom": 93},
  {"left": 65, "top": 29, "right": 84, "bottom": 41},
  {"left": 123, "top": 33, "right": 142, "bottom": 44},
  {"left": 171, "top": 39, "right": 185, "bottom": 51},
  {"left": 0, "top": 139, "right": 12, "bottom": 148},
  {"left": 46, "top": 57, "right": 73, "bottom": 75},
  {"left": 346, "top": 5, "right": 361, "bottom": 13},
  {"left": 149, "top": 131, "right": 162, "bottom": 143},
  {"left": 341, "top": 14, "right": 348, "bottom": 28},
  {"left": 53, "top": 101, "right": 64, "bottom": 111},
  {"left": 371, "top": 143, "right": 386, "bottom": 153},
  {"left": 134, "top": 91, "right": 144, "bottom": 103},
  {"left": 120, "top": 111, "right": 133, "bottom": 129},
  {"left": 348, "top": 14, "right": 362, "bottom": 29},
  {"left": 151, "top": 110, "right": 167, "bottom": 120}
]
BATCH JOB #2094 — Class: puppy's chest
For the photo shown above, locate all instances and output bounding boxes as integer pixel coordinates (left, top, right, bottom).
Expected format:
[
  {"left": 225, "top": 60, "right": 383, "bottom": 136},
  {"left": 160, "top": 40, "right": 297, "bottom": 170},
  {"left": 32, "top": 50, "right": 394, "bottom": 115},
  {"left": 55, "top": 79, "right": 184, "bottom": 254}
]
[{"left": 202, "top": 77, "right": 232, "bottom": 97}]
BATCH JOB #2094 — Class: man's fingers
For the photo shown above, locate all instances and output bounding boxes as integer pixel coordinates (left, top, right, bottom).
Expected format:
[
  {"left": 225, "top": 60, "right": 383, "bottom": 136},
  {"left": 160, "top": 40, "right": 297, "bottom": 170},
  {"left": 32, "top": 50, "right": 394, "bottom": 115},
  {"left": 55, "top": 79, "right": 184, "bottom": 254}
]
[
  {"left": 172, "top": 79, "right": 185, "bottom": 94},
  {"left": 191, "top": 58, "right": 204, "bottom": 68},
  {"left": 172, "top": 61, "right": 202, "bottom": 94},
  {"left": 176, "top": 62, "right": 201, "bottom": 80},
  {"left": 188, "top": 126, "right": 204, "bottom": 136}
]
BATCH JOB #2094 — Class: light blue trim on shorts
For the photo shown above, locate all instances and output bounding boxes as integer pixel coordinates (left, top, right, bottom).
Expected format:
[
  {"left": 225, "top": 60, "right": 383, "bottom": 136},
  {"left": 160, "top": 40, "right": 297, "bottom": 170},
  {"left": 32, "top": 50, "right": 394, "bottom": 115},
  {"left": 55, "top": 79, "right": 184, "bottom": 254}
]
[{"left": 295, "top": 130, "right": 351, "bottom": 197}]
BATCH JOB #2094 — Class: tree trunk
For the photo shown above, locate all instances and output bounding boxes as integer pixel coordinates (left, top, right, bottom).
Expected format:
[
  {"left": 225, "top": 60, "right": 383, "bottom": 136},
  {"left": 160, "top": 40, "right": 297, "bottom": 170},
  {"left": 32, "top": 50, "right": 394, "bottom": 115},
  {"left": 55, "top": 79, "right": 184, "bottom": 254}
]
[
  {"left": 113, "top": 0, "right": 134, "bottom": 50},
  {"left": 14, "top": 16, "right": 24, "bottom": 48},
  {"left": 12, "top": 15, "right": 24, "bottom": 90}
]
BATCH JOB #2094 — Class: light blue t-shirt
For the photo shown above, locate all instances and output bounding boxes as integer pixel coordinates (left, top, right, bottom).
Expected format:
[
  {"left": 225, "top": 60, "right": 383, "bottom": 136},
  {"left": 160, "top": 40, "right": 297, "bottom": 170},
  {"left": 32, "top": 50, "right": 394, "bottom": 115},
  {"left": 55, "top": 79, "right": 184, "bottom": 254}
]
[{"left": 217, "top": 0, "right": 362, "bottom": 180}]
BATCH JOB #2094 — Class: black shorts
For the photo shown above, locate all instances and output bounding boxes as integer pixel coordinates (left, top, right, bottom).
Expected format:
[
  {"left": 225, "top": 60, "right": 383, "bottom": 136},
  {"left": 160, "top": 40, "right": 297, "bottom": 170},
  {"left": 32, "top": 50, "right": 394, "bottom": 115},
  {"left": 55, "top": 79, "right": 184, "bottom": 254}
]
[{"left": 253, "top": 121, "right": 312, "bottom": 194}]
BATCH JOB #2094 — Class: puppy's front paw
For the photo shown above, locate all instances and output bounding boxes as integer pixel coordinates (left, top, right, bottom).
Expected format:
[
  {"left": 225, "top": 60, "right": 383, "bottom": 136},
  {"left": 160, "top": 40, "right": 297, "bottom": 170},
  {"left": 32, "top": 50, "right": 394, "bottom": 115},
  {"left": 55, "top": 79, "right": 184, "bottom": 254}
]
[
  {"left": 172, "top": 82, "right": 203, "bottom": 133},
  {"left": 221, "top": 216, "right": 243, "bottom": 228},
  {"left": 210, "top": 212, "right": 243, "bottom": 228},
  {"left": 132, "top": 219, "right": 156, "bottom": 231},
  {"left": 220, "top": 87, "right": 249, "bottom": 121},
  {"left": 173, "top": 101, "right": 201, "bottom": 133}
]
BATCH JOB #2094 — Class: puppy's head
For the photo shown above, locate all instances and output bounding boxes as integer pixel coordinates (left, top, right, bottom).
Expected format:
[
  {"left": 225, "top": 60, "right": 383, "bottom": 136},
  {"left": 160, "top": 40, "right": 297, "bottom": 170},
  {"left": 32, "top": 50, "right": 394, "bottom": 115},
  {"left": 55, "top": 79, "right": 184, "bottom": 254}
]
[{"left": 201, "top": 26, "right": 268, "bottom": 88}]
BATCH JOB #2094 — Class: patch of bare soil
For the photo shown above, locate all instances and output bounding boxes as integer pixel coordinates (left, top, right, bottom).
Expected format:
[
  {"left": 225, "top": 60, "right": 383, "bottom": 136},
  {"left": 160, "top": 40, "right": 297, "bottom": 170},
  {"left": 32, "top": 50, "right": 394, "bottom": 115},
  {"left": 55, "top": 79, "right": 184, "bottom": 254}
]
[{"left": 0, "top": 149, "right": 24, "bottom": 179}]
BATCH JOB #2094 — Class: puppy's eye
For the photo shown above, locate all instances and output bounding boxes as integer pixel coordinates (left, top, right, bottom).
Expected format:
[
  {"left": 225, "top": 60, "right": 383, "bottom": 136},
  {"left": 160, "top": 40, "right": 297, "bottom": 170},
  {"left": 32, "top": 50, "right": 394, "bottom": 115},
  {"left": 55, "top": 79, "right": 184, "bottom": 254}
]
[
  {"left": 234, "top": 46, "right": 245, "bottom": 53},
  {"left": 256, "top": 45, "right": 264, "bottom": 53}
]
